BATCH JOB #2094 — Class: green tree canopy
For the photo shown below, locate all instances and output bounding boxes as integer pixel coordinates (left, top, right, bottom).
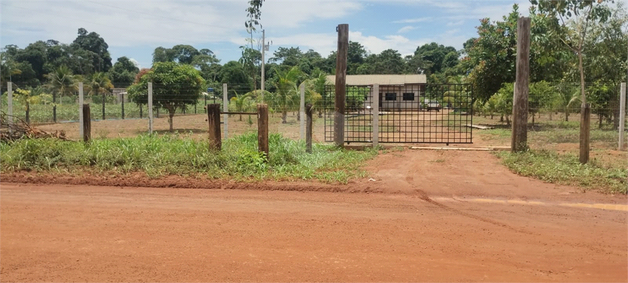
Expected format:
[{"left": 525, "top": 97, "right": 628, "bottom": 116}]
[{"left": 128, "top": 62, "right": 205, "bottom": 132}]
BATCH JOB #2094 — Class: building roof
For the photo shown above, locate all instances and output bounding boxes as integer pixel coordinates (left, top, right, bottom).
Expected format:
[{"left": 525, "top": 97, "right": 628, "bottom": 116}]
[{"left": 325, "top": 74, "right": 427, "bottom": 86}]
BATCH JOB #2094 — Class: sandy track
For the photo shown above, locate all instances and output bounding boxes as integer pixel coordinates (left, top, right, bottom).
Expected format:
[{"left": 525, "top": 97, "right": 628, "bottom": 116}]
[{"left": 1, "top": 183, "right": 626, "bottom": 282}]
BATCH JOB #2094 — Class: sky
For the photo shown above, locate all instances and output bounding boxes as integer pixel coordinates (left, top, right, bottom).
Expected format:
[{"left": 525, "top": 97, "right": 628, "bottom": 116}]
[{"left": 1, "top": 0, "right": 626, "bottom": 69}]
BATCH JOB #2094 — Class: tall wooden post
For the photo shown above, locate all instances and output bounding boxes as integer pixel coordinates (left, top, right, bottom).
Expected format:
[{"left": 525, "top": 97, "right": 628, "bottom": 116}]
[
  {"left": 207, "top": 104, "right": 222, "bottom": 151},
  {"left": 83, "top": 104, "right": 91, "bottom": 142},
  {"left": 257, "top": 104, "right": 269, "bottom": 158},
  {"left": 53, "top": 92, "right": 57, "bottom": 123},
  {"left": 334, "top": 24, "right": 348, "bottom": 147},
  {"left": 619, "top": 83, "right": 626, "bottom": 150},
  {"left": 511, "top": 17, "right": 530, "bottom": 152},
  {"left": 306, "top": 104, "right": 313, "bottom": 153},
  {"left": 102, "top": 92, "right": 106, "bottom": 120},
  {"left": 121, "top": 92, "right": 125, "bottom": 119},
  {"left": 580, "top": 104, "right": 591, "bottom": 164}
]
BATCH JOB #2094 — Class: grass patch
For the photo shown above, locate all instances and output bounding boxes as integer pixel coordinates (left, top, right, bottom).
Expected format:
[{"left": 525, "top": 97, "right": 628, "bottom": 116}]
[
  {"left": 0, "top": 133, "right": 378, "bottom": 183},
  {"left": 495, "top": 150, "right": 627, "bottom": 194},
  {"left": 530, "top": 129, "right": 618, "bottom": 144},
  {"left": 0, "top": 99, "right": 212, "bottom": 124}
]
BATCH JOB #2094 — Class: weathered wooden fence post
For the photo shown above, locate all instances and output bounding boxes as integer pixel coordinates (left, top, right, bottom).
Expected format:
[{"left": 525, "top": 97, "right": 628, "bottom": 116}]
[
  {"left": 258, "top": 104, "right": 269, "bottom": 158},
  {"left": 511, "top": 17, "right": 530, "bottom": 152},
  {"left": 372, "top": 84, "right": 379, "bottom": 148},
  {"left": 207, "top": 104, "right": 222, "bottom": 151},
  {"left": 619, "top": 82, "right": 626, "bottom": 150},
  {"left": 102, "top": 92, "right": 106, "bottom": 120},
  {"left": 53, "top": 92, "right": 57, "bottom": 123},
  {"left": 580, "top": 104, "right": 591, "bottom": 164},
  {"left": 83, "top": 104, "right": 91, "bottom": 142},
  {"left": 306, "top": 103, "right": 313, "bottom": 153},
  {"left": 121, "top": 92, "right": 125, "bottom": 119},
  {"left": 334, "top": 24, "right": 348, "bottom": 147}
]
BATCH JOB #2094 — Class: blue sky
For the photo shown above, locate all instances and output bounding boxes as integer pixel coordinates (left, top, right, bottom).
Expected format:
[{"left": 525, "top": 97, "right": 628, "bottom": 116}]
[{"left": 2, "top": 0, "right": 626, "bottom": 69}]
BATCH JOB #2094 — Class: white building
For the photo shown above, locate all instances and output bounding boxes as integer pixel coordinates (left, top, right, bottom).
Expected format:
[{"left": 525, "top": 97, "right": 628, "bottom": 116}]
[{"left": 326, "top": 74, "right": 427, "bottom": 111}]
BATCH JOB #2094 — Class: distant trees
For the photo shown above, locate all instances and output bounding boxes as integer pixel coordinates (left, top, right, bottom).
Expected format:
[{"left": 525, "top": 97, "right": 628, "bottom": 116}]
[
  {"left": 1, "top": 28, "right": 113, "bottom": 92},
  {"left": 108, "top": 57, "right": 139, "bottom": 87},
  {"left": 152, "top": 45, "right": 221, "bottom": 84}
]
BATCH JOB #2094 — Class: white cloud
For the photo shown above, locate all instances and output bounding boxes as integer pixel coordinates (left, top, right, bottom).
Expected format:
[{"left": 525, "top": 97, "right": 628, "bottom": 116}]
[
  {"left": 446, "top": 20, "right": 464, "bottom": 27},
  {"left": 263, "top": 0, "right": 362, "bottom": 29},
  {"left": 397, "top": 26, "right": 416, "bottom": 33},
  {"left": 350, "top": 31, "right": 425, "bottom": 56},
  {"left": 1, "top": 0, "right": 246, "bottom": 47},
  {"left": 129, "top": 58, "right": 141, "bottom": 69},
  {"left": 0, "top": 0, "right": 362, "bottom": 48},
  {"left": 392, "top": 17, "right": 432, "bottom": 24}
]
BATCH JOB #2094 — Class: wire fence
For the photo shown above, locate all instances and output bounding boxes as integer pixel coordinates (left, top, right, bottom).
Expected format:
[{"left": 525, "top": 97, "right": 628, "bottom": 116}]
[
  {"left": 0, "top": 82, "right": 326, "bottom": 143},
  {"left": 1, "top": 81, "right": 625, "bottom": 151}
]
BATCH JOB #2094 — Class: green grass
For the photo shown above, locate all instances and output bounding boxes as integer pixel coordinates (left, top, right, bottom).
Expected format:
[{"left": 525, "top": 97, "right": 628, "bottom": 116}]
[
  {"left": 495, "top": 150, "right": 627, "bottom": 194},
  {"left": 0, "top": 133, "right": 378, "bottom": 183},
  {"left": 0, "top": 99, "right": 214, "bottom": 124}
]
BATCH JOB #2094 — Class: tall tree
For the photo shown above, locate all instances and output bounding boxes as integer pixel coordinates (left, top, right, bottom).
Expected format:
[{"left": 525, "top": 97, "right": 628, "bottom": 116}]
[
  {"left": 128, "top": 62, "right": 205, "bottom": 132},
  {"left": 414, "top": 42, "right": 458, "bottom": 75},
  {"left": 347, "top": 41, "right": 368, "bottom": 75},
  {"left": 531, "top": 0, "right": 613, "bottom": 105},
  {"left": 273, "top": 66, "right": 301, "bottom": 123},
  {"left": 71, "top": 28, "right": 112, "bottom": 72},
  {"left": 45, "top": 65, "right": 77, "bottom": 102},
  {"left": 219, "top": 61, "right": 252, "bottom": 97},
  {"left": 109, "top": 57, "right": 139, "bottom": 87}
]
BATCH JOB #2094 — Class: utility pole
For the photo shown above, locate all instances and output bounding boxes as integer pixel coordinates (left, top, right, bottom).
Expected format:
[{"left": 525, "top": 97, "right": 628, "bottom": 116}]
[{"left": 261, "top": 30, "right": 266, "bottom": 103}]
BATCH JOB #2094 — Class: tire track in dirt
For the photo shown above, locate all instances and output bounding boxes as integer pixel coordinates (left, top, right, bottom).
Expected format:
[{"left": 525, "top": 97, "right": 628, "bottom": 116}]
[{"left": 411, "top": 188, "right": 534, "bottom": 234}]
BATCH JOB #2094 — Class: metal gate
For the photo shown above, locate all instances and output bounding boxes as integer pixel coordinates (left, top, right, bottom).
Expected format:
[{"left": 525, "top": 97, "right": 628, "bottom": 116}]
[{"left": 324, "top": 84, "right": 473, "bottom": 144}]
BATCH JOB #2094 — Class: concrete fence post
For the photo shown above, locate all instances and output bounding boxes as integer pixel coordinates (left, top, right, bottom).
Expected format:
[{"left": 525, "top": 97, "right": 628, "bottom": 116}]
[
  {"left": 300, "top": 83, "right": 305, "bottom": 140},
  {"left": 7, "top": 82, "right": 13, "bottom": 133},
  {"left": 148, "top": 82, "right": 153, "bottom": 134},
  {"left": 372, "top": 84, "right": 379, "bottom": 148},
  {"left": 619, "top": 83, "right": 626, "bottom": 150},
  {"left": 223, "top": 83, "right": 228, "bottom": 139},
  {"left": 79, "top": 82, "right": 84, "bottom": 139}
]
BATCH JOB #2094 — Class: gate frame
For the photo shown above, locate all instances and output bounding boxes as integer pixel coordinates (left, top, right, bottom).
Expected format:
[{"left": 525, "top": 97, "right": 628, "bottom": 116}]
[{"left": 324, "top": 83, "right": 473, "bottom": 145}]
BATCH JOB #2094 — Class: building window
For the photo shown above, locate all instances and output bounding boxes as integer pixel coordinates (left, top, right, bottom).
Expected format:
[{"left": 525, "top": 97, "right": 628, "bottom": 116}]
[
  {"left": 385, "top": 93, "right": 396, "bottom": 101},
  {"left": 403, "top": 93, "right": 415, "bottom": 101}
]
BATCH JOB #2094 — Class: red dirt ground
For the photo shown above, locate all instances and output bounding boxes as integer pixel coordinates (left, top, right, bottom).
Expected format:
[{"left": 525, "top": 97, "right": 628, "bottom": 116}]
[{"left": 1, "top": 150, "right": 627, "bottom": 282}]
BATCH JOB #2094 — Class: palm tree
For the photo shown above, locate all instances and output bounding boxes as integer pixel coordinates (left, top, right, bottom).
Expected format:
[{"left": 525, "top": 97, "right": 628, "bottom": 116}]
[
  {"left": 273, "top": 66, "right": 301, "bottom": 123},
  {"left": 45, "top": 65, "right": 77, "bottom": 105},
  {"left": 87, "top": 72, "right": 114, "bottom": 120},
  {"left": 230, "top": 91, "right": 253, "bottom": 121},
  {"left": 555, "top": 83, "right": 580, "bottom": 122}
]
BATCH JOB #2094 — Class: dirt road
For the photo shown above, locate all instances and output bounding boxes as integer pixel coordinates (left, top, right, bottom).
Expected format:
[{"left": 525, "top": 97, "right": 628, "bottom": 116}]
[{"left": 1, "top": 182, "right": 626, "bottom": 282}]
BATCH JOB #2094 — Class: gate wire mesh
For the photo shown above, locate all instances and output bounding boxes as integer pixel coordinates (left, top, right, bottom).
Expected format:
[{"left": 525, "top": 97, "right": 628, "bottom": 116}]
[{"left": 324, "top": 84, "right": 473, "bottom": 144}]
